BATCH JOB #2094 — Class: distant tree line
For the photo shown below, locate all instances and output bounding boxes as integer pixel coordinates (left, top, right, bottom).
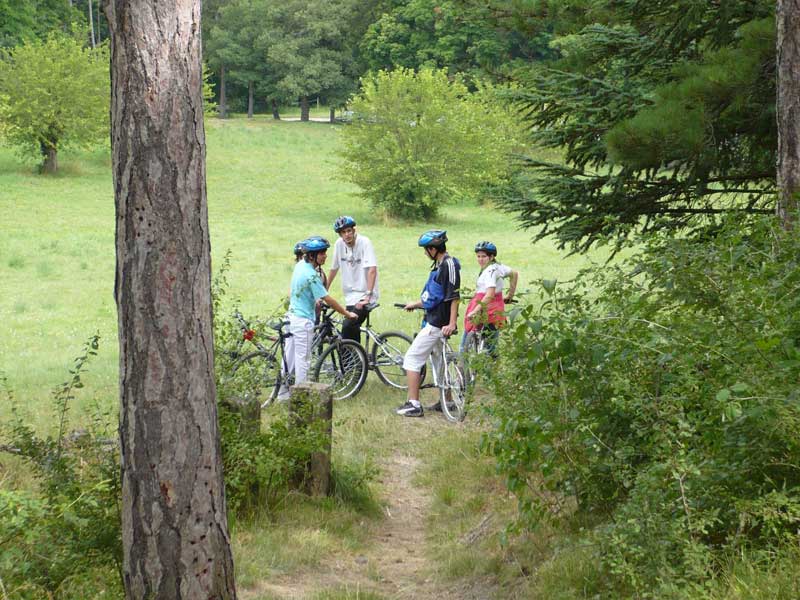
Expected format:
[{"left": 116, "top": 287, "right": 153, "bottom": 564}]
[{"left": 0, "top": 0, "right": 796, "bottom": 241}]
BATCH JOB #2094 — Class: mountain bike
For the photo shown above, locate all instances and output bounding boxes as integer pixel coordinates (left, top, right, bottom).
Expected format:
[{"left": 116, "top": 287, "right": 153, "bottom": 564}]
[
  {"left": 227, "top": 310, "right": 292, "bottom": 409},
  {"left": 461, "top": 297, "right": 517, "bottom": 386},
  {"left": 395, "top": 304, "right": 466, "bottom": 422},
  {"left": 349, "top": 303, "right": 414, "bottom": 389}
]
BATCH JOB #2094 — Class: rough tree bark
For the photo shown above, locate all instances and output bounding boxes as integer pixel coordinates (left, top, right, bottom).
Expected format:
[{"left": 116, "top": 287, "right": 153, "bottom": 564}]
[
  {"left": 40, "top": 140, "right": 57, "bottom": 174},
  {"left": 300, "top": 95, "right": 310, "bottom": 121},
  {"left": 271, "top": 98, "right": 280, "bottom": 120},
  {"left": 105, "top": 1, "right": 237, "bottom": 598},
  {"left": 777, "top": 0, "right": 800, "bottom": 229},
  {"left": 247, "top": 81, "right": 254, "bottom": 118}
]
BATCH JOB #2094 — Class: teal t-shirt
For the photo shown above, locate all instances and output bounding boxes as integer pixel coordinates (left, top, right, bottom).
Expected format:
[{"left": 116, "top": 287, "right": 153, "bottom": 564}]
[{"left": 289, "top": 261, "right": 328, "bottom": 320}]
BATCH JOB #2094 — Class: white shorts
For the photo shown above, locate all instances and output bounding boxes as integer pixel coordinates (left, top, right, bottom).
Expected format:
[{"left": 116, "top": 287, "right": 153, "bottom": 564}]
[{"left": 402, "top": 324, "right": 444, "bottom": 373}]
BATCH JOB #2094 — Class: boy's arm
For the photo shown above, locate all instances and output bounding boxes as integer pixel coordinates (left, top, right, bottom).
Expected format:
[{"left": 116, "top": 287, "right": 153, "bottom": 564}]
[
  {"left": 443, "top": 298, "right": 459, "bottom": 336},
  {"left": 358, "top": 266, "right": 377, "bottom": 306},
  {"left": 326, "top": 267, "right": 338, "bottom": 290},
  {"left": 403, "top": 299, "right": 423, "bottom": 310}
]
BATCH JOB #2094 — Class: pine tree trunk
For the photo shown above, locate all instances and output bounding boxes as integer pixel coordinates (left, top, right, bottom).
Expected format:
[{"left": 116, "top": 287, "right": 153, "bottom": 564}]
[
  {"left": 777, "top": 0, "right": 800, "bottom": 229},
  {"left": 300, "top": 95, "right": 310, "bottom": 121},
  {"left": 247, "top": 81, "right": 254, "bottom": 118},
  {"left": 271, "top": 98, "right": 280, "bottom": 120},
  {"left": 219, "top": 65, "right": 228, "bottom": 119},
  {"left": 106, "top": 1, "right": 237, "bottom": 598}
]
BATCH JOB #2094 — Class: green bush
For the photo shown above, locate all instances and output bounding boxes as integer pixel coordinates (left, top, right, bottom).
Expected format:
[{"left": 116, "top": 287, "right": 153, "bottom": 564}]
[
  {"left": 0, "top": 337, "right": 123, "bottom": 599},
  {"left": 482, "top": 217, "right": 800, "bottom": 596},
  {"left": 338, "top": 67, "right": 523, "bottom": 219}
]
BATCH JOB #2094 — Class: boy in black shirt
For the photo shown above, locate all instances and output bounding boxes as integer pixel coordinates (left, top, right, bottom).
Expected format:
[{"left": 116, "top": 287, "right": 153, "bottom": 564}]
[{"left": 397, "top": 230, "right": 460, "bottom": 417}]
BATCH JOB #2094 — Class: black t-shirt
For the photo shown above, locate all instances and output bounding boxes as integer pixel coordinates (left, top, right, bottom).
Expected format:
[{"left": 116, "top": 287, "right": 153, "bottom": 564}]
[{"left": 426, "top": 254, "right": 461, "bottom": 328}]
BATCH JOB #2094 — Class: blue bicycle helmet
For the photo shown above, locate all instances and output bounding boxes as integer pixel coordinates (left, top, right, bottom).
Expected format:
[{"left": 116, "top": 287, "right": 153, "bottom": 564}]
[
  {"left": 293, "top": 240, "right": 305, "bottom": 258},
  {"left": 333, "top": 215, "right": 357, "bottom": 232},
  {"left": 418, "top": 229, "right": 447, "bottom": 248},
  {"left": 474, "top": 241, "right": 497, "bottom": 256},
  {"left": 301, "top": 236, "right": 330, "bottom": 253}
]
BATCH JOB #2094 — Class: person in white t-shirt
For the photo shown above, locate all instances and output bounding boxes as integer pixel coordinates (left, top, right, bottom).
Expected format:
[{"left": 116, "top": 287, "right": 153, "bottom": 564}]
[
  {"left": 326, "top": 215, "right": 379, "bottom": 344},
  {"left": 462, "top": 241, "right": 518, "bottom": 356}
]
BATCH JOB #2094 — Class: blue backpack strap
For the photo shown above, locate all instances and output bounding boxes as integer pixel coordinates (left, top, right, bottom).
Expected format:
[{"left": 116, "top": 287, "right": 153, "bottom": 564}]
[{"left": 420, "top": 269, "right": 445, "bottom": 310}]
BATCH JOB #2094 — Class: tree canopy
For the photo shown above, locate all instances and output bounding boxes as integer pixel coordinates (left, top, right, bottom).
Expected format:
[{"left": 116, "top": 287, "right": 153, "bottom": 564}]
[
  {"left": 492, "top": 0, "right": 776, "bottom": 251},
  {"left": 0, "top": 32, "right": 108, "bottom": 173}
]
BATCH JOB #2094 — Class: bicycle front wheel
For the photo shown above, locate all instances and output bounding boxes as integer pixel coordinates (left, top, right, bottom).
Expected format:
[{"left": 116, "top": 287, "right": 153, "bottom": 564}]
[
  {"left": 440, "top": 354, "right": 467, "bottom": 423},
  {"left": 371, "top": 331, "right": 413, "bottom": 389},
  {"left": 311, "top": 339, "right": 368, "bottom": 400},
  {"left": 230, "top": 350, "right": 282, "bottom": 409}
]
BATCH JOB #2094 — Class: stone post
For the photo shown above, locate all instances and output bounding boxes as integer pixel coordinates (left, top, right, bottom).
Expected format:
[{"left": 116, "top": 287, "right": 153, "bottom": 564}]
[{"left": 289, "top": 382, "right": 333, "bottom": 496}]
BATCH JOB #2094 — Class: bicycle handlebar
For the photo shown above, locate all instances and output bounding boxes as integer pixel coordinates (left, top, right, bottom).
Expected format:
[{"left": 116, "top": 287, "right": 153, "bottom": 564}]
[{"left": 394, "top": 302, "right": 423, "bottom": 311}]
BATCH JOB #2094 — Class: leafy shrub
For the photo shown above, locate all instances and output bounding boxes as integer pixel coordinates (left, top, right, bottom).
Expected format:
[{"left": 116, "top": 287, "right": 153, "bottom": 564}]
[
  {"left": 338, "top": 67, "right": 524, "bottom": 219},
  {"left": 0, "top": 337, "right": 123, "bottom": 599},
  {"left": 217, "top": 401, "right": 329, "bottom": 514},
  {"left": 482, "top": 217, "right": 800, "bottom": 596}
]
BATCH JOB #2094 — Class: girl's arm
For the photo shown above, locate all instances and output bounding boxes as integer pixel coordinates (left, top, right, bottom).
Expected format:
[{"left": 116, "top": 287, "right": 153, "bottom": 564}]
[
  {"left": 505, "top": 270, "right": 519, "bottom": 301},
  {"left": 467, "top": 286, "right": 495, "bottom": 320}
]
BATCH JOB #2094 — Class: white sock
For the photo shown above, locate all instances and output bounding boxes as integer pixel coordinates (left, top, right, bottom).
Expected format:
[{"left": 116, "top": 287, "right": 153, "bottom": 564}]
[{"left": 409, "top": 399, "right": 421, "bottom": 408}]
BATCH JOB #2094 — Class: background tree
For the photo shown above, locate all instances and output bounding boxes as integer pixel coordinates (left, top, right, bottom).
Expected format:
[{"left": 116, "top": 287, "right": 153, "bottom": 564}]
[
  {"left": 260, "top": 0, "right": 353, "bottom": 121},
  {"left": 203, "top": 0, "right": 230, "bottom": 117},
  {"left": 211, "top": 0, "right": 268, "bottom": 119},
  {"left": 339, "top": 67, "right": 523, "bottom": 219},
  {"left": 0, "top": 0, "right": 80, "bottom": 47},
  {"left": 776, "top": 0, "right": 800, "bottom": 228},
  {"left": 105, "top": 0, "right": 237, "bottom": 597},
  {"left": 0, "top": 31, "right": 108, "bottom": 173}
]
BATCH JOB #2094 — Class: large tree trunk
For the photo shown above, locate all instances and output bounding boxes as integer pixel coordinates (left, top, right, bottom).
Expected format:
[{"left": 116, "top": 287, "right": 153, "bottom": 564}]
[
  {"left": 777, "top": 0, "right": 800, "bottom": 229},
  {"left": 219, "top": 65, "right": 228, "bottom": 118},
  {"left": 247, "top": 81, "right": 254, "bottom": 118},
  {"left": 105, "top": 1, "right": 237, "bottom": 599},
  {"left": 329, "top": 107, "right": 335, "bottom": 123},
  {"left": 40, "top": 141, "right": 57, "bottom": 174},
  {"left": 270, "top": 98, "right": 280, "bottom": 120},
  {"left": 300, "top": 95, "right": 310, "bottom": 121}
]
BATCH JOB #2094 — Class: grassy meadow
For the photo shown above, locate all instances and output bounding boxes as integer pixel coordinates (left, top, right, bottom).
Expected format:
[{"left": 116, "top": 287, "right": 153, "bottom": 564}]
[{"left": 0, "top": 115, "right": 600, "bottom": 429}]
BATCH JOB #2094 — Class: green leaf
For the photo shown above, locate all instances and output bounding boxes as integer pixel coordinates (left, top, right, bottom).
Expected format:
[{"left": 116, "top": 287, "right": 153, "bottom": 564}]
[{"left": 541, "top": 279, "right": 558, "bottom": 295}]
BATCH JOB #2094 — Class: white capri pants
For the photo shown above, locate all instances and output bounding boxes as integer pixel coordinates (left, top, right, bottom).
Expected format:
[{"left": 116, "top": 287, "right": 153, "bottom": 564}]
[
  {"left": 285, "top": 314, "right": 315, "bottom": 384},
  {"left": 402, "top": 323, "right": 445, "bottom": 375}
]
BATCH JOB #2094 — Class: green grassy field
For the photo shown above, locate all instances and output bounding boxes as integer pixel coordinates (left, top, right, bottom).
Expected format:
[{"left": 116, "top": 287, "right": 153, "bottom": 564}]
[
  {"left": 0, "top": 116, "right": 600, "bottom": 428},
  {"left": 3, "top": 117, "right": 797, "bottom": 600}
]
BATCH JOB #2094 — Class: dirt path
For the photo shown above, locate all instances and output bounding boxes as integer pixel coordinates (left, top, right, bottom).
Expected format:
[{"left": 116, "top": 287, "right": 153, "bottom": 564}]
[{"left": 247, "top": 419, "right": 494, "bottom": 600}]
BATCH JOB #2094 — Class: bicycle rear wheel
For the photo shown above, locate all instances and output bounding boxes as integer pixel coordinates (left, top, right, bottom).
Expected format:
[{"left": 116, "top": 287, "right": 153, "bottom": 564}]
[
  {"left": 461, "top": 331, "right": 481, "bottom": 387},
  {"left": 311, "top": 339, "right": 368, "bottom": 400},
  {"left": 440, "top": 353, "right": 466, "bottom": 423},
  {"left": 230, "top": 350, "right": 282, "bottom": 409},
  {"left": 371, "top": 331, "right": 413, "bottom": 389}
]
